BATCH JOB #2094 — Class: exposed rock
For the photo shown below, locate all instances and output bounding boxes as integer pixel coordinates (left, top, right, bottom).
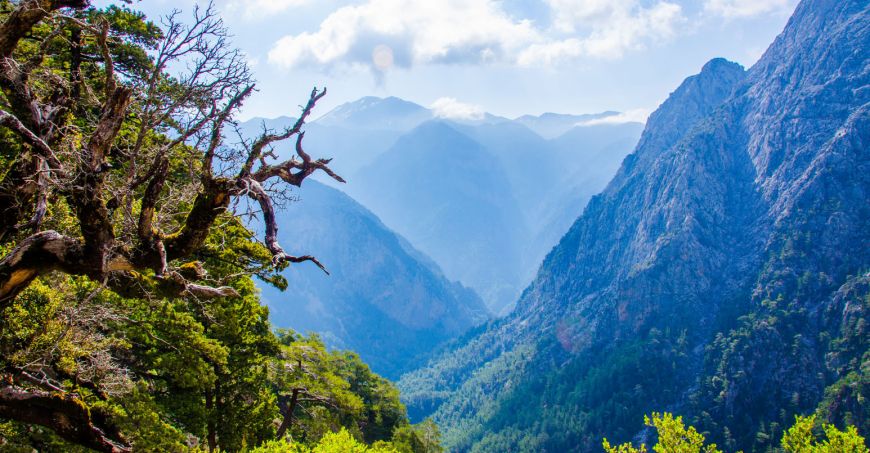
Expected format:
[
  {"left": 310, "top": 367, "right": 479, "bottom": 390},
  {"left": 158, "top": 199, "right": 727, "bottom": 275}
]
[{"left": 399, "top": 1, "right": 870, "bottom": 450}]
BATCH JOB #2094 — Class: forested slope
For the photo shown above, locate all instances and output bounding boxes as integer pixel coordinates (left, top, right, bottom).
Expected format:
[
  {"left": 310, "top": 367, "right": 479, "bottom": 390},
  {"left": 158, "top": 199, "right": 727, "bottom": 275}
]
[{"left": 399, "top": 1, "right": 870, "bottom": 451}]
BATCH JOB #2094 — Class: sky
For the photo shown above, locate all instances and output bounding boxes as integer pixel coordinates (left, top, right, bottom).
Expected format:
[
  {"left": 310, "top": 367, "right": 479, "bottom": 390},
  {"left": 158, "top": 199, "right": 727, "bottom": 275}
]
[{"left": 98, "top": 0, "right": 798, "bottom": 121}]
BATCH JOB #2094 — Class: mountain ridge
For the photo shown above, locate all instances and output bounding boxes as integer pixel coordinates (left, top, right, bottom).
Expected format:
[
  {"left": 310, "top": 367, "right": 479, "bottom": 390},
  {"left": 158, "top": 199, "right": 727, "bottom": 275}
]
[
  {"left": 258, "top": 173, "right": 490, "bottom": 380},
  {"left": 398, "top": 0, "right": 869, "bottom": 450}
]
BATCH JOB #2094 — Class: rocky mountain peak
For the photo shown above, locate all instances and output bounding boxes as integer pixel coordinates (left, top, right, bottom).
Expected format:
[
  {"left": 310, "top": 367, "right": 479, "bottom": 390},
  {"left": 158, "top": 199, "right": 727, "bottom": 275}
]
[
  {"left": 315, "top": 96, "right": 431, "bottom": 130},
  {"left": 398, "top": 1, "right": 869, "bottom": 450},
  {"left": 628, "top": 57, "right": 745, "bottom": 166}
]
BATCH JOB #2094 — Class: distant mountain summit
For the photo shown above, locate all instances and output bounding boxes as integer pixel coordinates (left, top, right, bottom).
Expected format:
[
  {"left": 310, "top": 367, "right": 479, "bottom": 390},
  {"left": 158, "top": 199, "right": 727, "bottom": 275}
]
[
  {"left": 399, "top": 0, "right": 869, "bottom": 451},
  {"left": 240, "top": 97, "right": 640, "bottom": 336},
  {"left": 237, "top": 97, "right": 430, "bottom": 177},
  {"left": 514, "top": 111, "right": 622, "bottom": 139},
  {"left": 349, "top": 121, "right": 529, "bottom": 311},
  {"left": 315, "top": 96, "right": 433, "bottom": 131}
]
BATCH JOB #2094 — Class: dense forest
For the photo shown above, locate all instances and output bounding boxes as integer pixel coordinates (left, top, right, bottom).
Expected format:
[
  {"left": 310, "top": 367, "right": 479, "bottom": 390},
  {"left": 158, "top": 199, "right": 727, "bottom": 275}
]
[{"left": 0, "top": 1, "right": 440, "bottom": 451}]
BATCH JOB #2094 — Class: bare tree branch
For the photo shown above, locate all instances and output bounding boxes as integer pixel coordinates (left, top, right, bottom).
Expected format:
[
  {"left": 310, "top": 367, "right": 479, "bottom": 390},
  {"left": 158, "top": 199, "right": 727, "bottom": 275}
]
[
  {"left": 244, "top": 178, "right": 329, "bottom": 273},
  {"left": 0, "top": 108, "right": 62, "bottom": 169},
  {"left": 251, "top": 131, "right": 346, "bottom": 186},
  {"left": 0, "top": 1, "right": 89, "bottom": 59}
]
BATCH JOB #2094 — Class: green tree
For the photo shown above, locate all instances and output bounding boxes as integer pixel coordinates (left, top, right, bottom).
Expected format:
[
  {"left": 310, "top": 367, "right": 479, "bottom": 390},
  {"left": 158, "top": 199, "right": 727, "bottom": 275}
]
[
  {"left": 334, "top": 350, "right": 409, "bottom": 444},
  {"left": 266, "top": 331, "right": 441, "bottom": 452},
  {"left": 0, "top": 1, "right": 341, "bottom": 450},
  {"left": 389, "top": 419, "right": 444, "bottom": 453},
  {"left": 781, "top": 415, "right": 868, "bottom": 453},
  {"left": 603, "top": 412, "right": 723, "bottom": 453},
  {"left": 271, "top": 330, "right": 364, "bottom": 443},
  {"left": 249, "top": 428, "right": 399, "bottom": 453},
  {"left": 604, "top": 413, "right": 868, "bottom": 453}
]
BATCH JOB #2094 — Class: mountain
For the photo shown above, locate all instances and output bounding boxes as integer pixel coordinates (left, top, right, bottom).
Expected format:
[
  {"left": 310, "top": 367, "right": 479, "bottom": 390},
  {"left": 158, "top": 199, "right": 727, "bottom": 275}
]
[
  {"left": 302, "top": 123, "right": 405, "bottom": 179},
  {"left": 315, "top": 96, "right": 432, "bottom": 131},
  {"left": 450, "top": 121, "right": 561, "bottom": 227},
  {"left": 514, "top": 111, "right": 620, "bottom": 139},
  {"left": 238, "top": 97, "right": 431, "bottom": 179},
  {"left": 346, "top": 114, "right": 642, "bottom": 314},
  {"left": 443, "top": 112, "right": 512, "bottom": 126},
  {"left": 528, "top": 121, "right": 645, "bottom": 263},
  {"left": 447, "top": 121, "right": 564, "bottom": 286},
  {"left": 452, "top": 120, "right": 644, "bottom": 295},
  {"left": 551, "top": 122, "right": 645, "bottom": 176},
  {"left": 236, "top": 115, "right": 297, "bottom": 140},
  {"left": 258, "top": 181, "right": 489, "bottom": 380},
  {"left": 244, "top": 98, "right": 641, "bottom": 322},
  {"left": 348, "top": 121, "right": 530, "bottom": 313},
  {"left": 398, "top": 1, "right": 869, "bottom": 451}
]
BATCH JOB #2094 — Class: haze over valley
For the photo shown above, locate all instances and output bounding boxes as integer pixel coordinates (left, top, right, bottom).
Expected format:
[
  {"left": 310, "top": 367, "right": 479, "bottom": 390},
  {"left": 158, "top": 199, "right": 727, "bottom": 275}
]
[{"left": 0, "top": 0, "right": 866, "bottom": 452}]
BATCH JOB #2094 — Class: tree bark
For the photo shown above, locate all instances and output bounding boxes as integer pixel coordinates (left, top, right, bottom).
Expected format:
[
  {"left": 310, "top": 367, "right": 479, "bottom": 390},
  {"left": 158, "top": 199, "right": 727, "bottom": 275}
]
[
  {"left": 0, "top": 1, "right": 89, "bottom": 60},
  {"left": 0, "top": 383, "right": 131, "bottom": 452},
  {"left": 0, "top": 231, "right": 83, "bottom": 306},
  {"left": 0, "top": 230, "right": 240, "bottom": 310},
  {"left": 205, "top": 390, "right": 217, "bottom": 452},
  {"left": 164, "top": 180, "right": 233, "bottom": 261},
  {"left": 276, "top": 388, "right": 301, "bottom": 440}
]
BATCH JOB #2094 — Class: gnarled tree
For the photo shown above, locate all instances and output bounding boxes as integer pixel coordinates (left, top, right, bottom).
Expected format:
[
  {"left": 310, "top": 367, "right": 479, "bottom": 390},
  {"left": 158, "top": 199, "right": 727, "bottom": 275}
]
[{"left": 0, "top": 1, "right": 341, "bottom": 450}]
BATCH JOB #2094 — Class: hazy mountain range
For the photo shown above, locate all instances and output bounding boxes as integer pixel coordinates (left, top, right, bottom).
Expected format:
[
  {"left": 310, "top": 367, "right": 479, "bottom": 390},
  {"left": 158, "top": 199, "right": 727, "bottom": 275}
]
[
  {"left": 398, "top": 0, "right": 869, "bottom": 451},
  {"left": 244, "top": 99, "right": 643, "bottom": 376},
  {"left": 244, "top": 101, "right": 642, "bottom": 315},
  {"left": 257, "top": 180, "right": 488, "bottom": 379}
]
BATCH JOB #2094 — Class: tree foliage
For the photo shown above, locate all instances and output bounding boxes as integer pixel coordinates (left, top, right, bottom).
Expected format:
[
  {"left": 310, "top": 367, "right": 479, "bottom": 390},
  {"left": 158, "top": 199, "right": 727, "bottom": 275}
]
[
  {"left": 781, "top": 415, "right": 868, "bottom": 453},
  {"left": 603, "top": 413, "right": 867, "bottom": 453},
  {"left": 603, "top": 413, "right": 723, "bottom": 453},
  {"left": 250, "top": 428, "right": 396, "bottom": 453},
  {"left": 0, "top": 2, "right": 443, "bottom": 452},
  {"left": 273, "top": 330, "right": 386, "bottom": 444}
]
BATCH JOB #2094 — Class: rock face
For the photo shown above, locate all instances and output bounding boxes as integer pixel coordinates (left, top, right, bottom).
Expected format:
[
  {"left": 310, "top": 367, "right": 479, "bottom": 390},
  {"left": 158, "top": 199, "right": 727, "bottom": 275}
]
[
  {"left": 259, "top": 180, "right": 489, "bottom": 379},
  {"left": 398, "top": 1, "right": 869, "bottom": 451}
]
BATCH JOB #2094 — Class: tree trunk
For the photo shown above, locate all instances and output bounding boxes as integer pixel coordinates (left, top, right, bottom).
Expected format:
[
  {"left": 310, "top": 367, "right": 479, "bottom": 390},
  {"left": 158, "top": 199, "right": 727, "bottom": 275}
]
[
  {"left": 276, "top": 388, "right": 301, "bottom": 439},
  {"left": 205, "top": 389, "right": 218, "bottom": 452}
]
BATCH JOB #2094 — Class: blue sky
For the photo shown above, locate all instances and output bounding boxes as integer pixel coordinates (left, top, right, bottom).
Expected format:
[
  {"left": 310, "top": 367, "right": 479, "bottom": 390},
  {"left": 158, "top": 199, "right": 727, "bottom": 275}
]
[{"left": 104, "top": 0, "right": 797, "bottom": 121}]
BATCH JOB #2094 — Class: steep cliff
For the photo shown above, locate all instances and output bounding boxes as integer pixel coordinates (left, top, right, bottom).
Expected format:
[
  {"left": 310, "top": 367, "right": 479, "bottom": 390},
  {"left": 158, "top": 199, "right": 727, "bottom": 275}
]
[{"left": 399, "top": 1, "right": 869, "bottom": 450}]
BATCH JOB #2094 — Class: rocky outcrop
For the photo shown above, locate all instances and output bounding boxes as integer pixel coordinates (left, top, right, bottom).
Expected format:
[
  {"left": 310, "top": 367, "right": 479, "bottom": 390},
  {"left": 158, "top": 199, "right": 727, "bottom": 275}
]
[{"left": 399, "top": 1, "right": 869, "bottom": 450}]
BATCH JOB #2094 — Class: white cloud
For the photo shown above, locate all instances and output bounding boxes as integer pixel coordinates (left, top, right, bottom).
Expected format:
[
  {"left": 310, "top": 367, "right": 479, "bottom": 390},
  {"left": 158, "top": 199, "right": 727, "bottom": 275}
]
[
  {"left": 517, "top": 39, "right": 583, "bottom": 66},
  {"left": 704, "top": 0, "right": 790, "bottom": 18},
  {"left": 267, "top": 0, "right": 685, "bottom": 71},
  {"left": 226, "top": 0, "right": 311, "bottom": 19},
  {"left": 430, "top": 98, "right": 485, "bottom": 120},
  {"left": 268, "top": 0, "right": 538, "bottom": 70},
  {"left": 546, "top": 0, "right": 634, "bottom": 33},
  {"left": 578, "top": 108, "right": 651, "bottom": 125},
  {"left": 519, "top": 0, "right": 683, "bottom": 65}
]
